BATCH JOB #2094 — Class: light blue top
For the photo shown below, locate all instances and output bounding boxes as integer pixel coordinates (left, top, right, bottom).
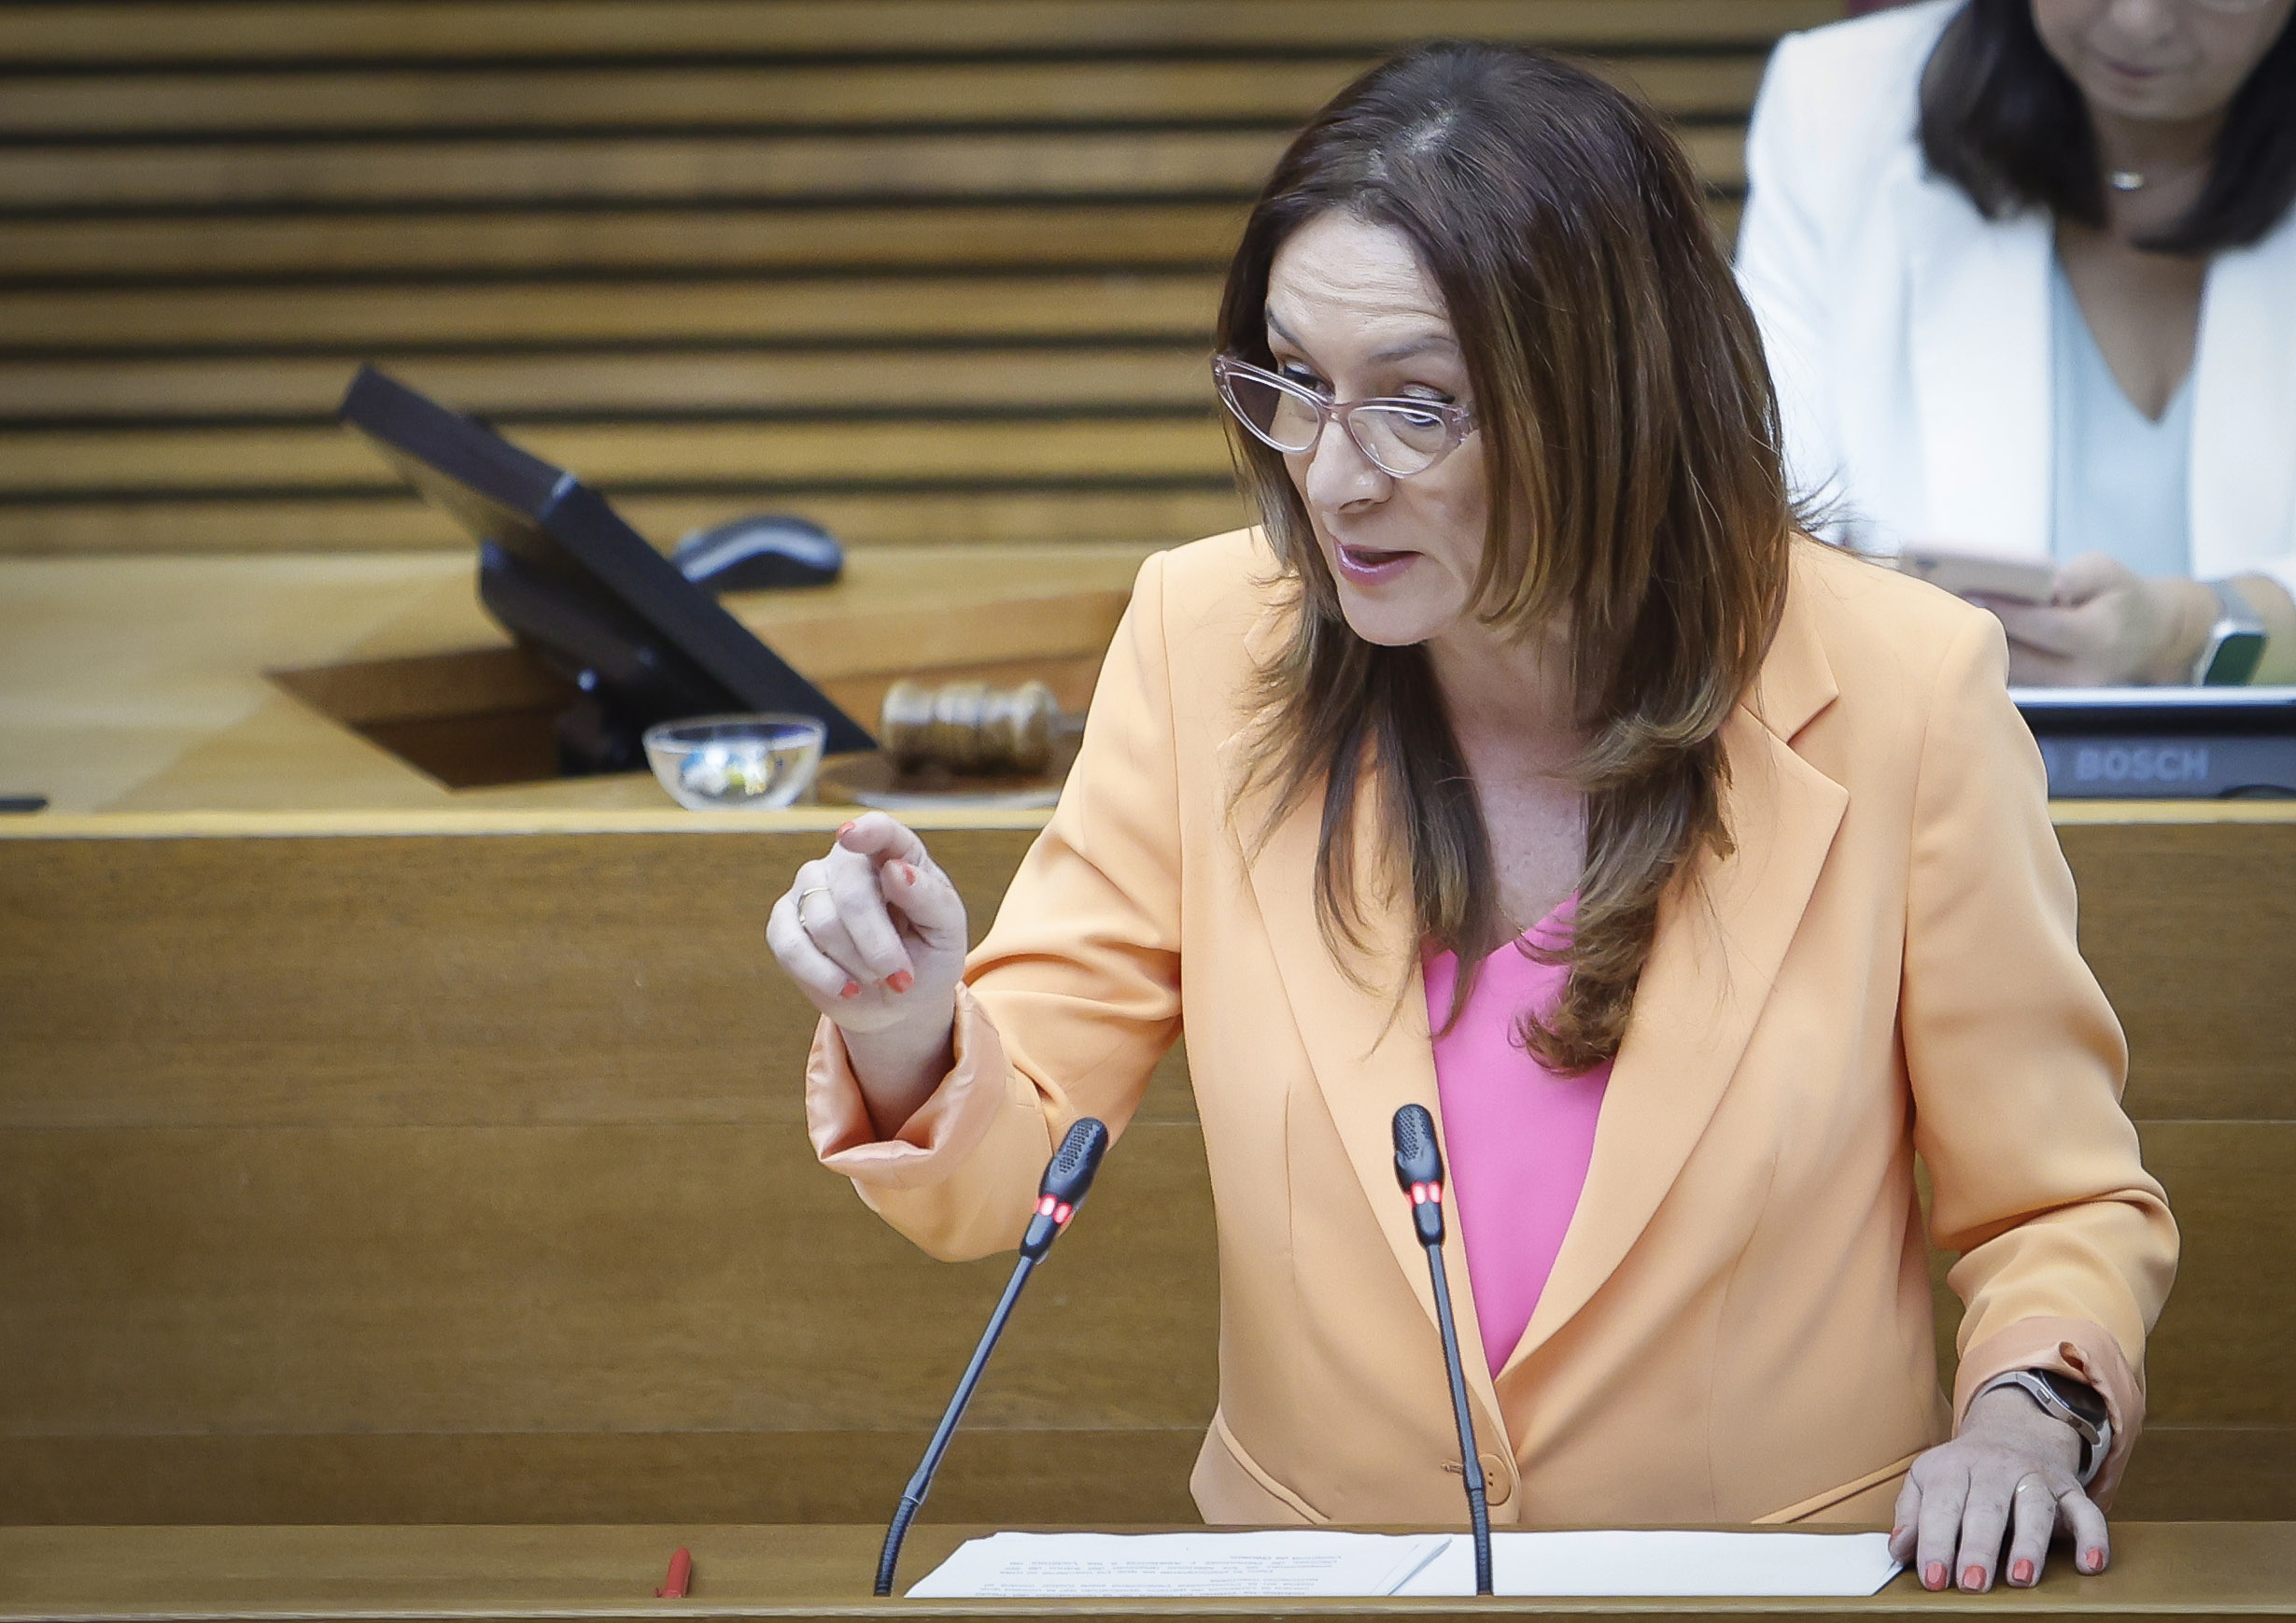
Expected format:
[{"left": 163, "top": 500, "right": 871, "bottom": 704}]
[{"left": 2049, "top": 256, "right": 2195, "bottom": 577}]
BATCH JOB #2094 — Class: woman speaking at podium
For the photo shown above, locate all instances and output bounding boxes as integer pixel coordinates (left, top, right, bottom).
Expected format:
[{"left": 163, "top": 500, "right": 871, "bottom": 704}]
[{"left": 767, "top": 44, "right": 2177, "bottom": 1596}]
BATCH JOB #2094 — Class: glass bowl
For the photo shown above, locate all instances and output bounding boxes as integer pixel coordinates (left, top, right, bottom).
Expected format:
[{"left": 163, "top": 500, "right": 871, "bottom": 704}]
[{"left": 642, "top": 713, "right": 827, "bottom": 811}]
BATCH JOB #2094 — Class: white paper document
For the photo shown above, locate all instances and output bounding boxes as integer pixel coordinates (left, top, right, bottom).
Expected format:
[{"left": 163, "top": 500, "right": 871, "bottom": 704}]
[
  {"left": 1396, "top": 1531, "right": 1905, "bottom": 1598},
  {"left": 906, "top": 1529, "right": 1902, "bottom": 1600},
  {"left": 902, "top": 1531, "right": 1450, "bottom": 1598}
]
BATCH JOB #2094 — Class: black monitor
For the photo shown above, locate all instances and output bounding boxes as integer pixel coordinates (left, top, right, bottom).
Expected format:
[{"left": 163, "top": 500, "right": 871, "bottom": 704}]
[{"left": 337, "top": 365, "right": 873, "bottom": 774}]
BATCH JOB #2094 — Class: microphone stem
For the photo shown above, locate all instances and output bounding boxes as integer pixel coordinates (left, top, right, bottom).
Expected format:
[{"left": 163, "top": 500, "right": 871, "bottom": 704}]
[
  {"left": 875, "top": 1252, "right": 1038, "bottom": 1597},
  {"left": 1424, "top": 1242, "right": 1494, "bottom": 1596}
]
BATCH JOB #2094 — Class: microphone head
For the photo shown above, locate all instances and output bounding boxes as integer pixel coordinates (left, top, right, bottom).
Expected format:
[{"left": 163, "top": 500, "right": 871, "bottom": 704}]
[
  {"left": 1040, "top": 1117, "right": 1110, "bottom": 1206},
  {"left": 1392, "top": 1103, "right": 1444, "bottom": 1193}
]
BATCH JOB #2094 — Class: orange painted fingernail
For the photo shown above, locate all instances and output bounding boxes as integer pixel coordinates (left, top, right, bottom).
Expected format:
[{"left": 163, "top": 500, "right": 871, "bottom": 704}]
[
  {"left": 1924, "top": 1564, "right": 1946, "bottom": 1591},
  {"left": 838, "top": 981, "right": 860, "bottom": 999},
  {"left": 2083, "top": 1548, "right": 2106, "bottom": 1573},
  {"left": 1964, "top": 1566, "right": 1986, "bottom": 1590},
  {"left": 2011, "top": 1559, "right": 2035, "bottom": 1586},
  {"left": 895, "top": 861, "right": 916, "bottom": 883},
  {"left": 836, "top": 821, "right": 856, "bottom": 837},
  {"left": 886, "top": 969, "right": 915, "bottom": 994}
]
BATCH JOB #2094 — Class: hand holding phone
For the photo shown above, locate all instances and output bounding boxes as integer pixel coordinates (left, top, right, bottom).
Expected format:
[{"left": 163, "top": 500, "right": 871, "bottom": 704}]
[{"left": 1898, "top": 548, "right": 2058, "bottom": 605}]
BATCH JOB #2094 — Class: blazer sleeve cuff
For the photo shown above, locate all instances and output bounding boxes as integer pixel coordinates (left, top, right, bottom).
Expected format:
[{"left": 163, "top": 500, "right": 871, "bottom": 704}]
[
  {"left": 1952, "top": 1317, "right": 2146, "bottom": 1506},
  {"left": 806, "top": 983, "right": 1013, "bottom": 1193}
]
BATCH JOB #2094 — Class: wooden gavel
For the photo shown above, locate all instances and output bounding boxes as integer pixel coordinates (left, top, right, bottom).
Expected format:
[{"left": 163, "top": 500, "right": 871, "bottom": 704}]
[{"left": 879, "top": 678, "right": 1078, "bottom": 776}]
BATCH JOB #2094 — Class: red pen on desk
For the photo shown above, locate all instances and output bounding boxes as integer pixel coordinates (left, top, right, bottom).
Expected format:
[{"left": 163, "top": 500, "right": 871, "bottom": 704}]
[{"left": 655, "top": 1546, "right": 692, "bottom": 1599}]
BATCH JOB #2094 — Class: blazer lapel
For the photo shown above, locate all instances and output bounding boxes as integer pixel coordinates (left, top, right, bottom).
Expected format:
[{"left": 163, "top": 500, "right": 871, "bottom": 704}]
[
  {"left": 1902, "top": 176, "right": 2053, "bottom": 556},
  {"left": 1500, "top": 587, "right": 1848, "bottom": 1377},
  {"left": 1217, "top": 681, "right": 1511, "bottom": 1450},
  {"left": 1218, "top": 578, "right": 1846, "bottom": 1424},
  {"left": 2190, "top": 208, "right": 2296, "bottom": 575}
]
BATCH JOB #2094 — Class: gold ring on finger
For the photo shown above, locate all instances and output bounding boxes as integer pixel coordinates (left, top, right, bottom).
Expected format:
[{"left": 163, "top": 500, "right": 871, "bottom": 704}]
[{"left": 2018, "top": 1477, "right": 2065, "bottom": 1507}]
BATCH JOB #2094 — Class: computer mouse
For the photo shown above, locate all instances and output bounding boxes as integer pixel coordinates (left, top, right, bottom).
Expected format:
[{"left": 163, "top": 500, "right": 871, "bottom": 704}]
[{"left": 672, "top": 514, "right": 843, "bottom": 590}]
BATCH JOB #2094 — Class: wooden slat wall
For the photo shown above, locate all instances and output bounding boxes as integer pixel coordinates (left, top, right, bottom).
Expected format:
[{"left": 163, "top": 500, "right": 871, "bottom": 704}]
[
  {"left": 0, "top": 0, "right": 1832, "bottom": 557},
  {"left": 0, "top": 816, "right": 2289, "bottom": 1525}
]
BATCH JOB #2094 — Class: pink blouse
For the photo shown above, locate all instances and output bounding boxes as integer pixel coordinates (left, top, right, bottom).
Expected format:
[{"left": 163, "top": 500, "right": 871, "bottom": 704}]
[{"left": 1423, "top": 904, "right": 1612, "bottom": 1377}]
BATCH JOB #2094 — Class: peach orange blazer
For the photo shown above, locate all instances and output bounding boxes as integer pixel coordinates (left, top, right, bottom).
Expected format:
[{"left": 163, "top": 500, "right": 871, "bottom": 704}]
[{"left": 809, "top": 528, "right": 2177, "bottom": 1528}]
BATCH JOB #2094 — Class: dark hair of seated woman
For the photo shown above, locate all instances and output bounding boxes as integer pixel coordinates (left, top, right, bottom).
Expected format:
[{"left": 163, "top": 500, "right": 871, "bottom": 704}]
[{"left": 1920, "top": 0, "right": 2296, "bottom": 253}]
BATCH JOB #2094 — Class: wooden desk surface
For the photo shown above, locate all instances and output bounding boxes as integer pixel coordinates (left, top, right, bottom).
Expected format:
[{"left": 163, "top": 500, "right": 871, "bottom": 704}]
[
  {"left": 6, "top": 799, "right": 2295, "bottom": 843},
  {"left": 0, "top": 547, "right": 1153, "bottom": 814},
  {"left": 7, "top": 549, "right": 2296, "bottom": 830},
  {"left": 1, "top": 1524, "right": 2290, "bottom": 1623}
]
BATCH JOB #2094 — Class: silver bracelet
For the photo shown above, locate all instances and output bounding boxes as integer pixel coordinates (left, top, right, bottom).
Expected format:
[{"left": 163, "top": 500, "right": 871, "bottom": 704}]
[
  {"left": 1971, "top": 1370, "right": 2110, "bottom": 1486},
  {"left": 2192, "top": 579, "right": 2267, "bottom": 686}
]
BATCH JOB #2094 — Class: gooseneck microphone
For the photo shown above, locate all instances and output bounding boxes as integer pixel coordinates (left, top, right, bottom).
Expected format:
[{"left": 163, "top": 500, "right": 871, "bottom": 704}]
[
  {"left": 874, "top": 1116, "right": 1111, "bottom": 1597},
  {"left": 1392, "top": 1103, "right": 1494, "bottom": 1596}
]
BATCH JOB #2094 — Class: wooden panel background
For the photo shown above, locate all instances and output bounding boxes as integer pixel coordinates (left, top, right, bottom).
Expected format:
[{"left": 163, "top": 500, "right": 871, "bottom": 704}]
[
  {"left": 0, "top": 0, "right": 1833, "bottom": 557},
  {"left": 0, "top": 825, "right": 1215, "bottom": 1524},
  {"left": 0, "top": 816, "right": 2289, "bottom": 1524}
]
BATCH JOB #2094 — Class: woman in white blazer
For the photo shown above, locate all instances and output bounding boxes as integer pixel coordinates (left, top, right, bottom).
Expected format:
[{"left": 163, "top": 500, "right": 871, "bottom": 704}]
[{"left": 1736, "top": 0, "right": 2296, "bottom": 684}]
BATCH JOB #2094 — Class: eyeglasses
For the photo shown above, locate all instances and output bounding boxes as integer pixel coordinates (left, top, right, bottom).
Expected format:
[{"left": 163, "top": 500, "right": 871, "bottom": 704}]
[{"left": 1212, "top": 354, "right": 1477, "bottom": 478}]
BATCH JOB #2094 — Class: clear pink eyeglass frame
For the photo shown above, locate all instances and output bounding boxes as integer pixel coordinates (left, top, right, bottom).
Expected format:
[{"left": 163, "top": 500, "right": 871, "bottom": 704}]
[{"left": 1211, "top": 353, "right": 1478, "bottom": 478}]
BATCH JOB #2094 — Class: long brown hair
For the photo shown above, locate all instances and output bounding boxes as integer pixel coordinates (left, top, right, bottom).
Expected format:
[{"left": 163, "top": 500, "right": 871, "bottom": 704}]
[{"left": 1220, "top": 41, "right": 1793, "bottom": 1072}]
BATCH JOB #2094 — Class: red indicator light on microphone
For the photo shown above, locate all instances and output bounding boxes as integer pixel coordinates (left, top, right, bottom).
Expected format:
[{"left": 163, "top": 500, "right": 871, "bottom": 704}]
[
  {"left": 1053, "top": 1202, "right": 1073, "bottom": 1225},
  {"left": 1036, "top": 1194, "right": 1058, "bottom": 1216}
]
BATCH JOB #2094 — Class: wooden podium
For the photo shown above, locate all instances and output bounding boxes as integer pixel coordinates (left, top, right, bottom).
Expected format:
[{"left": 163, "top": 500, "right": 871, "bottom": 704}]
[
  {"left": 1, "top": 1524, "right": 2291, "bottom": 1623},
  {"left": 2, "top": 553, "right": 2293, "bottom": 1530}
]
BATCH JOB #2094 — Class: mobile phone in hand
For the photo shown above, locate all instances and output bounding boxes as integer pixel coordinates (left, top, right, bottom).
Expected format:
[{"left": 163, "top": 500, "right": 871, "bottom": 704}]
[{"left": 1898, "top": 549, "right": 2057, "bottom": 604}]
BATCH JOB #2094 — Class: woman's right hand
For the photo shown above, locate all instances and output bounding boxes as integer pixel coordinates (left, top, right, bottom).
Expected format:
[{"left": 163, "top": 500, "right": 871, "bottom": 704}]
[{"left": 768, "top": 812, "right": 969, "bottom": 1128}]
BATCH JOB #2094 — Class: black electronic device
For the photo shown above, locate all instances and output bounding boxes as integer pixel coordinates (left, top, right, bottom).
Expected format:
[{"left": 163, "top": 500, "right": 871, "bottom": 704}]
[
  {"left": 335, "top": 366, "right": 872, "bottom": 774},
  {"left": 2013, "top": 687, "right": 2296, "bottom": 798},
  {"left": 875, "top": 1117, "right": 1111, "bottom": 1598},
  {"left": 674, "top": 514, "right": 844, "bottom": 591},
  {"left": 1390, "top": 1103, "right": 1493, "bottom": 1597}
]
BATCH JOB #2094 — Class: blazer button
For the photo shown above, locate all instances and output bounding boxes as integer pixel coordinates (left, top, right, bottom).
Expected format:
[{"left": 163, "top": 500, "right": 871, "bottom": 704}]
[
  {"left": 1481, "top": 1450, "right": 1514, "bottom": 1505},
  {"left": 1444, "top": 1452, "right": 1514, "bottom": 1505}
]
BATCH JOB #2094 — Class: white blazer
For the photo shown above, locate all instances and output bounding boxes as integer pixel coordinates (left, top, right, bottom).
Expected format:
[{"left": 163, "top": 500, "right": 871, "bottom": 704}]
[{"left": 1735, "top": 0, "right": 2296, "bottom": 596}]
